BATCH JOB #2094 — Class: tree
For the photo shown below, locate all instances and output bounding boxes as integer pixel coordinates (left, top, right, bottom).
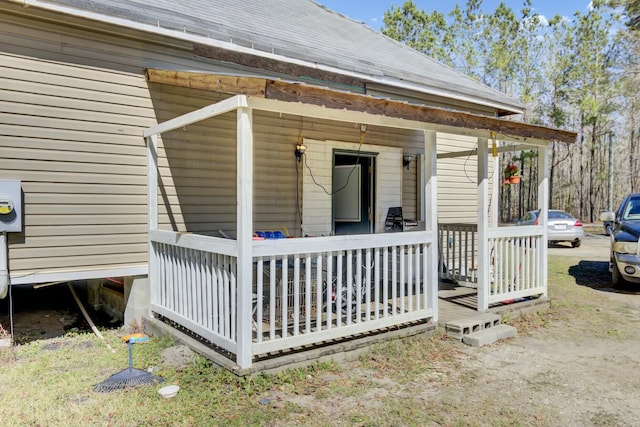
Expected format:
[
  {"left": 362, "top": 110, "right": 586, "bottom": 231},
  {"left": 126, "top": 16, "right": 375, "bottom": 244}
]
[
  {"left": 569, "top": 2, "right": 617, "bottom": 222},
  {"left": 382, "top": 1, "right": 453, "bottom": 66},
  {"left": 381, "top": 0, "right": 629, "bottom": 220}
]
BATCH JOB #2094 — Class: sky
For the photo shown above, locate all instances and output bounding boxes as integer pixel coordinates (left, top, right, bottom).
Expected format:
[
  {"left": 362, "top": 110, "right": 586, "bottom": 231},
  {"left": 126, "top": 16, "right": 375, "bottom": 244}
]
[{"left": 316, "top": 1, "right": 594, "bottom": 31}]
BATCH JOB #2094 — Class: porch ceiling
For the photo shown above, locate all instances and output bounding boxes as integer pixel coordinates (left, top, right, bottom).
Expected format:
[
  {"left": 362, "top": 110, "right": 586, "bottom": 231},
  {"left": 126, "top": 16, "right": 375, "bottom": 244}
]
[{"left": 146, "top": 69, "right": 577, "bottom": 146}]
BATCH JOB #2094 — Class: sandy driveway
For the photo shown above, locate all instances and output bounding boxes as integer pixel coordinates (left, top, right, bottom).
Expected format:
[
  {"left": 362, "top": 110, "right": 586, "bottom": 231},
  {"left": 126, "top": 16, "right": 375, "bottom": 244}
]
[{"left": 454, "top": 232, "right": 640, "bottom": 425}]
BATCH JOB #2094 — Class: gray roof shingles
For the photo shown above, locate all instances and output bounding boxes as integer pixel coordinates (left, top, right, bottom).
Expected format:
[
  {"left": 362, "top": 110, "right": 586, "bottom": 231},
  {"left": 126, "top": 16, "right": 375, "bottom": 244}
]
[{"left": 37, "top": 0, "right": 523, "bottom": 113}]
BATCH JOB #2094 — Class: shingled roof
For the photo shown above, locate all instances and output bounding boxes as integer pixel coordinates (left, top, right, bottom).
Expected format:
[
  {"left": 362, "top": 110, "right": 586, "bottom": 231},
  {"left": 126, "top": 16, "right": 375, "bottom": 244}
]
[{"left": 24, "top": 0, "right": 524, "bottom": 115}]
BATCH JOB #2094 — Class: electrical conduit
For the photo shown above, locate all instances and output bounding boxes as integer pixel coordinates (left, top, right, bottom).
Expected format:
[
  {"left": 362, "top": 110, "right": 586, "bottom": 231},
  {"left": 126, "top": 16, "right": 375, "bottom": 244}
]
[{"left": 0, "top": 232, "right": 8, "bottom": 299}]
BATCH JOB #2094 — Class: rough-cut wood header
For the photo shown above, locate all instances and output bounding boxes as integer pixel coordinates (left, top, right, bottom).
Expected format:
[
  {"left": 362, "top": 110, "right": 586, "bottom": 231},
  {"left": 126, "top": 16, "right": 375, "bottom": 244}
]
[
  {"left": 193, "top": 44, "right": 364, "bottom": 90},
  {"left": 146, "top": 69, "right": 577, "bottom": 144}
]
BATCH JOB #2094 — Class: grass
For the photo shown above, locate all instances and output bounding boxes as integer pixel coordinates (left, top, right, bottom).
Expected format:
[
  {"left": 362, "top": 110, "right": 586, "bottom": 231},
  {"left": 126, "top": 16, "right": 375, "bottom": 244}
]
[
  {"left": 1, "top": 327, "right": 531, "bottom": 426},
  {"left": 0, "top": 250, "right": 636, "bottom": 426}
]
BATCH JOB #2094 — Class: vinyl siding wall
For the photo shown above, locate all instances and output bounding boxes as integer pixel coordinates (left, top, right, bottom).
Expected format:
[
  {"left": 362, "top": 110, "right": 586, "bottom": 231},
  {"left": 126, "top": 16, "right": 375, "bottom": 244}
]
[
  {"left": 0, "top": 9, "right": 492, "bottom": 283},
  {"left": 437, "top": 133, "right": 495, "bottom": 223},
  {"left": 0, "top": 54, "right": 153, "bottom": 278}
]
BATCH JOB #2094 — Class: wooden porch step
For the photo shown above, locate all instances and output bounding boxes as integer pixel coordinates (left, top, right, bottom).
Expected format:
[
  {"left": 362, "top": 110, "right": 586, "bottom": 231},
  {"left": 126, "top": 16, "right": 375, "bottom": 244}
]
[{"left": 444, "top": 313, "right": 501, "bottom": 340}]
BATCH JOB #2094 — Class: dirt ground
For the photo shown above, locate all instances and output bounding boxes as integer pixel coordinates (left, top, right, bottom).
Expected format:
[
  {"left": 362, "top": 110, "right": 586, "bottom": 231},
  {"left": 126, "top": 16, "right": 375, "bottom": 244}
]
[
  {"left": 277, "top": 232, "right": 640, "bottom": 426},
  {"left": 452, "top": 232, "right": 640, "bottom": 426}
]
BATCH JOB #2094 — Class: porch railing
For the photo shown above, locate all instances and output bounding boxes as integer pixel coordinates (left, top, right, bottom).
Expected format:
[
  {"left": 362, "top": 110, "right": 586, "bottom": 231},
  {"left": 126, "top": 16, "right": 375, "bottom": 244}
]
[
  {"left": 486, "top": 225, "right": 545, "bottom": 306},
  {"left": 438, "top": 223, "right": 478, "bottom": 286},
  {"left": 149, "top": 230, "right": 436, "bottom": 364},
  {"left": 149, "top": 231, "right": 239, "bottom": 354},
  {"left": 438, "top": 223, "right": 546, "bottom": 309}
]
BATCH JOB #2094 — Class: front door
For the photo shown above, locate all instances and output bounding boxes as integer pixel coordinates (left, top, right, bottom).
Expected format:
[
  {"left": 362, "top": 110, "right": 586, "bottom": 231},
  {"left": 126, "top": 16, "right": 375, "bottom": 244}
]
[{"left": 333, "top": 152, "right": 376, "bottom": 235}]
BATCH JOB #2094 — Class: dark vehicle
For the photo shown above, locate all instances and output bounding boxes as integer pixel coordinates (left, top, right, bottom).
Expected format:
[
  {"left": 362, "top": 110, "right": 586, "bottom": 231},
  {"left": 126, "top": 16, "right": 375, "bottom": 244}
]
[
  {"left": 601, "top": 210, "right": 614, "bottom": 236},
  {"left": 515, "top": 209, "right": 584, "bottom": 248},
  {"left": 603, "top": 193, "right": 640, "bottom": 288}
]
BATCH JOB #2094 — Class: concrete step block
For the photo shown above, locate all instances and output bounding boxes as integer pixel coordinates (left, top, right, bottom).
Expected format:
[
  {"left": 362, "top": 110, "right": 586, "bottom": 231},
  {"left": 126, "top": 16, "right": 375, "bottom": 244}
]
[
  {"left": 461, "top": 324, "right": 517, "bottom": 347},
  {"left": 445, "top": 313, "right": 501, "bottom": 340}
]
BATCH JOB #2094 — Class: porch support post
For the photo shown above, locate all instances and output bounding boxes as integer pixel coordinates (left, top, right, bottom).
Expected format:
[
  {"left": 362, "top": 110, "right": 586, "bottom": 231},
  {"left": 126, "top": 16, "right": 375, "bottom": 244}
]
[
  {"left": 537, "top": 147, "right": 550, "bottom": 297},
  {"left": 423, "top": 130, "right": 438, "bottom": 321},
  {"left": 146, "top": 135, "right": 158, "bottom": 314},
  {"left": 477, "top": 138, "right": 490, "bottom": 312},
  {"left": 491, "top": 150, "right": 500, "bottom": 228},
  {"left": 236, "top": 105, "right": 254, "bottom": 369}
]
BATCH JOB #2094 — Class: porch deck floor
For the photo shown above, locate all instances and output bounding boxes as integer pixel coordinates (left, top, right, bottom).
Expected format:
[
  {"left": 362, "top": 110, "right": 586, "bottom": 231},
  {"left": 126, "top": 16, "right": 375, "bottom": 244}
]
[
  {"left": 437, "top": 281, "right": 477, "bottom": 326},
  {"left": 437, "top": 281, "right": 550, "bottom": 327}
]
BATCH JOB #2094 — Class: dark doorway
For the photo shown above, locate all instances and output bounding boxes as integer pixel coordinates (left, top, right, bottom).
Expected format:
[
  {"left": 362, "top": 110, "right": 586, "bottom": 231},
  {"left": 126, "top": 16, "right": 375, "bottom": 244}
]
[{"left": 333, "top": 152, "right": 376, "bottom": 235}]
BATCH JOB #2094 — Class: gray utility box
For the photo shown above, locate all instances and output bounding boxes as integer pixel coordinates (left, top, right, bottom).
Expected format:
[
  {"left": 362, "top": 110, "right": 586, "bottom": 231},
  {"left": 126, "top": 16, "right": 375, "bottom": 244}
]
[{"left": 0, "top": 180, "right": 22, "bottom": 233}]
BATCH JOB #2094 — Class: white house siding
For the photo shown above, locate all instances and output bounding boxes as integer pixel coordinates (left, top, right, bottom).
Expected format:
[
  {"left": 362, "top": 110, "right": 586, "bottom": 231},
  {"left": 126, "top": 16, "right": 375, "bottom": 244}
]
[
  {"left": 301, "top": 135, "right": 416, "bottom": 236},
  {"left": 146, "top": 84, "right": 237, "bottom": 236},
  {"left": 0, "top": 11, "right": 202, "bottom": 282},
  {"left": 0, "top": 50, "right": 156, "bottom": 280},
  {"left": 436, "top": 133, "right": 495, "bottom": 224}
]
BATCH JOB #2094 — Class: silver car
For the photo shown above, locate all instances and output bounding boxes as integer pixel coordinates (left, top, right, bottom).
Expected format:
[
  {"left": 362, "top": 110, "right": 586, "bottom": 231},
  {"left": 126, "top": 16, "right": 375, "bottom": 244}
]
[{"left": 516, "top": 209, "right": 585, "bottom": 248}]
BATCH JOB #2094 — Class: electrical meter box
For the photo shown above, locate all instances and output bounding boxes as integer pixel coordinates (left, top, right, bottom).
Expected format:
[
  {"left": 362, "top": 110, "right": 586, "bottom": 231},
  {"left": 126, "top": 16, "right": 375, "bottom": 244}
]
[{"left": 0, "top": 180, "right": 22, "bottom": 232}]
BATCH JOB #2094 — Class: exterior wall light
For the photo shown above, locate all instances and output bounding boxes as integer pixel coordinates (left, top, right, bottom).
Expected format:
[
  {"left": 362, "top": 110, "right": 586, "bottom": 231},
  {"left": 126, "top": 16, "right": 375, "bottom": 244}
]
[
  {"left": 295, "top": 142, "right": 306, "bottom": 162},
  {"left": 403, "top": 154, "right": 414, "bottom": 170}
]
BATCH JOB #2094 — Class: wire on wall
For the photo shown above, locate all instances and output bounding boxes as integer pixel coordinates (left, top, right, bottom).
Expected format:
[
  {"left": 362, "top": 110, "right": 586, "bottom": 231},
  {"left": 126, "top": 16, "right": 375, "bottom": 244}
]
[{"left": 302, "top": 124, "right": 367, "bottom": 196}]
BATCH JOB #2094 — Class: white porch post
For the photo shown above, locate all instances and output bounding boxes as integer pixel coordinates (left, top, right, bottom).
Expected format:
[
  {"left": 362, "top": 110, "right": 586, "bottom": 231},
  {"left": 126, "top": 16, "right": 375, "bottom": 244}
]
[
  {"left": 146, "top": 135, "right": 158, "bottom": 312},
  {"left": 477, "top": 138, "right": 490, "bottom": 312},
  {"left": 491, "top": 148, "right": 500, "bottom": 228},
  {"left": 538, "top": 147, "right": 550, "bottom": 298},
  {"left": 424, "top": 130, "right": 438, "bottom": 321},
  {"left": 236, "top": 106, "right": 253, "bottom": 369}
]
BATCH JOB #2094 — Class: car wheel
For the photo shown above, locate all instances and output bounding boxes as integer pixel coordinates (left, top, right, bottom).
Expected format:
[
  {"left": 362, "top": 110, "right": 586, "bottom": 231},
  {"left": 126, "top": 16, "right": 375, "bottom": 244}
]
[
  {"left": 612, "top": 259, "right": 625, "bottom": 289},
  {"left": 571, "top": 240, "right": 581, "bottom": 248}
]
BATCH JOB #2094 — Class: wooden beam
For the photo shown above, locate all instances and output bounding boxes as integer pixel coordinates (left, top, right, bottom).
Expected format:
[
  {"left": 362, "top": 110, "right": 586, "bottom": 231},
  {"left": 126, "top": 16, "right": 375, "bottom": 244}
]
[
  {"left": 145, "top": 69, "right": 577, "bottom": 144},
  {"left": 264, "top": 80, "right": 577, "bottom": 144},
  {"left": 144, "top": 95, "right": 248, "bottom": 137},
  {"left": 146, "top": 69, "right": 267, "bottom": 97},
  {"left": 436, "top": 144, "right": 542, "bottom": 159},
  {"left": 193, "top": 44, "right": 364, "bottom": 90}
]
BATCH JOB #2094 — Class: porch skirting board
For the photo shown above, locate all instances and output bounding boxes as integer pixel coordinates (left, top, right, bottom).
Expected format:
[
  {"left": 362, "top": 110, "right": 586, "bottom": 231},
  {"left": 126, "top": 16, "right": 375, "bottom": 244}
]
[{"left": 144, "top": 316, "right": 436, "bottom": 376}]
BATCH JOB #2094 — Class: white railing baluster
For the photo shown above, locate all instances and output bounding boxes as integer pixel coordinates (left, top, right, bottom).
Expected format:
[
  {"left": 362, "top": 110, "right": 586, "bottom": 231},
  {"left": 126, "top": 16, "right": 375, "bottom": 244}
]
[
  {"left": 230, "top": 256, "right": 237, "bottom": 340},
  {"left": 175, "top": 247, "right": 182, "bottom": 316},
  {"left": 305, "top": 254, "right": 312, "bottom": 334},
  {"left": 346, "top": 250, "right": 353, "bottom": 325},
  {"left": 293, "top": 256, "right": 300, "bottom": 336},
  {"left": 281, "top": 256, "right": 288, "bottom": 338},
  {"left": 374, "top": 247, "right": 380, "bottom": 319},
  {"left": 336, "top": 253, "right": 343, "bottom": 328},
  {"left": 256, "top": 258, "right": 263, "bottom": 342},
  {"left": 315, "top": 254, "right": 322, "bottom": 330},
  {"left": 195, "top": 251, "right": 202, "bottom": 325},
  {"left": 364, "top": 248, "right": 371, "bottom": 320},
  {"left": 422, "top": 243, "right": 429, "bottom": 311},
  {"left": 355, "top": 249, "right": 362, "bottom": 323},
  {"left": 269, "top": 257, "right": 276, "bottom": 340},
  {"left": 407, "top": 245, "right": 413, "bottom": 312},
  {"left": 391, "top": 245, "right": 397, "bottom": 315},
  {"left": 382, "top": 247, "right": 389, "bottom": 317},
  {"left": 204, "top": 252, "right": 212, "bottom": 332},
  {"left": 223, "top": 256, "right": 231, "bottom": 339},
  {"left": 415, "top": 245, "right": 421, "bottom": 310},
  {"left": 212, "top": 254, "right": 220, "bottom": 334},
  {"left": 192, "top": 250, "right": 199, "bottom": 323},
  {"left": 170, "top": 245, "right": 176, "bottom": 312},
  {"left": 400, "top": 246, "right": 405, "bottom": 314}
]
